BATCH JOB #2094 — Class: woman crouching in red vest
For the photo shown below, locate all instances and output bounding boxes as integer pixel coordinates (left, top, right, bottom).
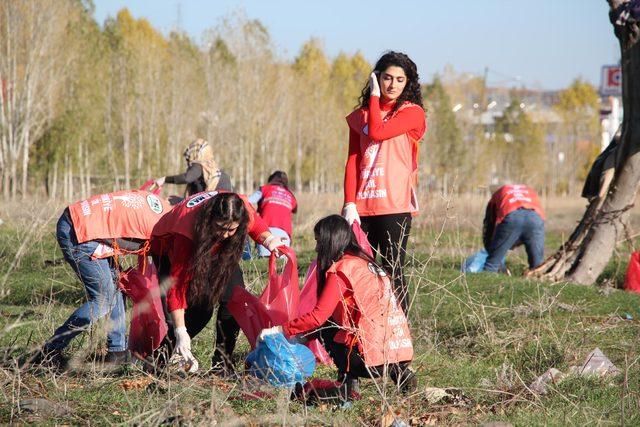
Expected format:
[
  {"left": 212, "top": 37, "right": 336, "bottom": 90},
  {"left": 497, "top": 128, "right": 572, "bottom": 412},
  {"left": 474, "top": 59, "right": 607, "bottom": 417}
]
[
  {"left": 27, "top": 190, "right": 171, "bottom": 369},
  {"left": 342, "top": 51, "right": 426, "bottom": 312},
  {"left": 263, "top": 215, "right": 416, "bottom": 399},
  {"left": 150, "top": 191, "right": 283, "bottom": 374}
]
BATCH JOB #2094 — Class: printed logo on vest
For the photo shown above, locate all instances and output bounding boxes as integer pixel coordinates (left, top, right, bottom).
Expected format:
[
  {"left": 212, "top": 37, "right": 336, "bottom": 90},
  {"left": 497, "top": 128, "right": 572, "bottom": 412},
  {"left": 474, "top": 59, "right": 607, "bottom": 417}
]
[
  {"left": 146, "top": 194, "right": 164, "bottom": 214},
  {"left": 367, "top": 262, "right": 388, "bottom": 277},
  {"left": 113, "top": 193, "right": 144, "bottom": 209},
  {"left": 186, "top": 191, "right": 219, "bottom": 208}
]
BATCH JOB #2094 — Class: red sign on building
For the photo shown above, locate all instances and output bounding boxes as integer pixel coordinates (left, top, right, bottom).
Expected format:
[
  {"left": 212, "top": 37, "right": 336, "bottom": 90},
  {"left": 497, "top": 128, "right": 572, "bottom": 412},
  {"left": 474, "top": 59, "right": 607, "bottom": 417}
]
[{"left": 600, "top": 65, "right": 621, "bottom": 96}]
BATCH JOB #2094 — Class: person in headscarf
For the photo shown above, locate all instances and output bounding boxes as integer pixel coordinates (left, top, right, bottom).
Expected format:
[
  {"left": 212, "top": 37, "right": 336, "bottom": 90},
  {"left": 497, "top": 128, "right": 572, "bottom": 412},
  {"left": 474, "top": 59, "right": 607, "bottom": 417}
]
[{"left": 155, "top": 139, "right": 233, "bottom": 199}]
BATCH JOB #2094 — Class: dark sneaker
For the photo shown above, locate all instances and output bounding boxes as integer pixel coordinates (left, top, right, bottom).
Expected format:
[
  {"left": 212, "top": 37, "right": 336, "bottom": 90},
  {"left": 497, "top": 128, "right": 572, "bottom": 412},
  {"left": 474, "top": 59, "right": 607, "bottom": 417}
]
[
  {"left": 295, "top": 379, "right": 361, "bottom": 406},
  {"left": 20, "top": 348, "right": 67, "bottom": 370},
  {"left": 102, "top": 350, "right": 131, "bottom": 366},
  {"left": 345, "top": 378, "right": 360, "bottom": 395},
  {"left": 395, "top": 368, "right": 418, "bottom": 395}
]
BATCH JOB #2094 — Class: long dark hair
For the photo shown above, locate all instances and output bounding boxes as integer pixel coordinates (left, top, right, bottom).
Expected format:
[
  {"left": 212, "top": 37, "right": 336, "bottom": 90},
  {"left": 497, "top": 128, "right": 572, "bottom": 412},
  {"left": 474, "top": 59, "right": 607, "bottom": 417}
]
[
  {"left": 189, "top": 193, "right": 249, "bottom": 306},
  {"left": 267, "top": 170, "right": 289, "bottom": 188},
  {"left": 314, "top": 215, "right": 380, "bottom": 296},
  {"left": 358, "top": 51, "right": 423, "bottom": 114}
]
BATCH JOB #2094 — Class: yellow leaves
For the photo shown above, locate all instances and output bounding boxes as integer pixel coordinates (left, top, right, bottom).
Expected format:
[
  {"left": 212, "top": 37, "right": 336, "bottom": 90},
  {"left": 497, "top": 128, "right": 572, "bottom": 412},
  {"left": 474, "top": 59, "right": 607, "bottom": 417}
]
[
  {"left": 330, "top": 51, "right": 372, "bottom": 113},
  {"left": 114, "top": 7, "right": 168, "bottom": 57},
  {"left": 556, "top": 78, "right": 599, "bottom": 113},
  {"left": 293, "top": 38, "right": 330, "bottom": 78}
]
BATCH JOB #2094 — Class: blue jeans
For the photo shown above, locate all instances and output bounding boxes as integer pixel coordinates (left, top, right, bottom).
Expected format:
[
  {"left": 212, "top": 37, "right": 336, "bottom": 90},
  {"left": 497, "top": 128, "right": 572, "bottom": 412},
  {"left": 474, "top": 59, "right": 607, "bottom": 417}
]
[
  {"left": 484, "top": 209, "right": 545, "bottom": 272},
  {"left": 46, "top": 213, "right": 126, "bottom": 352},
  {"left": 256, "top": 227, "right": 291, "bottom": 257}
]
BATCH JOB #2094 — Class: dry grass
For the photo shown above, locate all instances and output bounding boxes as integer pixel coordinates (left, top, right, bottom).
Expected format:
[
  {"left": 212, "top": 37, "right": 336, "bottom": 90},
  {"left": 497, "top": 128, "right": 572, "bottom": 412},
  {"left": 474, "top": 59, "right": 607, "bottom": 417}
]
[{"left": 1, "top": 193, "right": 639, "bottom": 425}]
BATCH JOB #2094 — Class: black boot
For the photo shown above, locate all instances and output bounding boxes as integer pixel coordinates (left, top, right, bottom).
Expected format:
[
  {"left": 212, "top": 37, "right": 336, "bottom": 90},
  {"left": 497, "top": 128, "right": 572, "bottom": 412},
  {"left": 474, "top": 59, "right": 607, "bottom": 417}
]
[
  {"left": 21, "top": 347, "right": 67, "bottom": 370},
  {"left": 210, "top": 302, "right": 239, "bottom": 378},
  {"left": 102, "top": 350, "right": 131, "bottom": 366},
  {"left": 391, "top": 365, "right": 417, "bottom": 395}
]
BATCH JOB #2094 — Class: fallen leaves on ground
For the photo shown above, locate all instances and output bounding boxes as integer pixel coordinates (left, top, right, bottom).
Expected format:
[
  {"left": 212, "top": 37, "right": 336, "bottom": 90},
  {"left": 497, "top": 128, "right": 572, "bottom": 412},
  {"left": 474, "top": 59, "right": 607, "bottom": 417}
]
[{"left": 119, "top": 377, "right": 152, "bottom": 390}]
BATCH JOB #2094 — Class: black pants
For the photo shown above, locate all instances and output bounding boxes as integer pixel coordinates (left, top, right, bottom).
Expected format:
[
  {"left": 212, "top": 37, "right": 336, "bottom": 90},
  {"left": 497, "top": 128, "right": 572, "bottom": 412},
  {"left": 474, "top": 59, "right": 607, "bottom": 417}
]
[
  {"left": 319, "top": 324, "right": 407, "bottom": 382},
  {"left": 360, "top": 213, "right": 412, "bottom": 312},
  {"left": 153, "top": 255, "right": 244, "bottom": 367}
]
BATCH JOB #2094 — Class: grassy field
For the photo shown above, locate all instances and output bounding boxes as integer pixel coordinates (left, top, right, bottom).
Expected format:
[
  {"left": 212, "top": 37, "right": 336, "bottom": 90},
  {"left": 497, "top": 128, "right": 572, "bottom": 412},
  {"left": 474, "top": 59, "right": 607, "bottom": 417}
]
[{"left": 1, "top": 195, "right": 639, "bottom": 425}]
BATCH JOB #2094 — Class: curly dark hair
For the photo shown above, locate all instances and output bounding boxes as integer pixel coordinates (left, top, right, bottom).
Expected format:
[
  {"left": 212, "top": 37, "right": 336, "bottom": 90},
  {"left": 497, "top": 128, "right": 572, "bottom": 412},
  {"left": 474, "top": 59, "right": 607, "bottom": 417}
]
[
  {"left": 314, "top": 215, "right": 382, "bottom": 296},
  {"left": 189, "top": 193, "right": 249, "bottom": 307},
  {"left": 358, "top": 51, "right": 423, "bottom": 114}
]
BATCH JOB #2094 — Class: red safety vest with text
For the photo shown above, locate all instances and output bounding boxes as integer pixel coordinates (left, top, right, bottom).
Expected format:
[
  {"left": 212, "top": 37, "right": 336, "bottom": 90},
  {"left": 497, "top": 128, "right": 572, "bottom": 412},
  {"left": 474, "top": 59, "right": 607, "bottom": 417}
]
[
  {"left": 327, "top": 254, "right": 413, "bottom": 367},
  {"left": 258, "top": 184, "right": 297, "bottom": 237},
  {"left": 68, "top": 190, "right": 170, "bottom": 255},
  {"left": 151, "top": 190, "right": 257, "bottom": 243},
  {"left": 346, "top": 102, "right": 424, "bottom": 217}
]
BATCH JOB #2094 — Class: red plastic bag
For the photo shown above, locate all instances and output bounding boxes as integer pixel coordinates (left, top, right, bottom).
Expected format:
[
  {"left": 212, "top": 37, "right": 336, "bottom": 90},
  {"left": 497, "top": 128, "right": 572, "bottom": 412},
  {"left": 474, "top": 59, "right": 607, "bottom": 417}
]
[
  {"left": 118, "top": 257, "right": 167, "bottom": 358},
  {"left": 259, "top": 247, "right": 300, "bottom": 325},
  {"left": 624, "top": 252, "right": 640, "bottom": 293},
  {"left": 297, "top": 223, "right": 373, "bottom": 365},
  {"left": 227, "top": 287, "right": 274, "bottom": 349},
  {"left": 228, "top": 246, "right": 300, "bottom": 348},
  {"left": 352, "top": 222, "right": 373, "bottom": 257}
]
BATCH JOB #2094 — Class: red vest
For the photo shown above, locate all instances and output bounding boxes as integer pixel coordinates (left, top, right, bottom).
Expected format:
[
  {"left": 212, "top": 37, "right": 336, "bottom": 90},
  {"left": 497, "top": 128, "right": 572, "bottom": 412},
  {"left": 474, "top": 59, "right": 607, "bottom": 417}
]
[
  {"left": 491, "top": 185, "right": 545, "bottom": 226},
  {"left": 68, "top": 190, "right": 170, "bottom": 249},
  {"left": 346, "top": 102, "right": 423, "bottom": 217},
  {"left": 259, "top": 184, "right": 296, "bottom": 236},
  {"left": 151, "top": 190, "right": 257, "bottom": 244},
  {"left": 328, "top": 255, "right": 413, "bottom": 367}
]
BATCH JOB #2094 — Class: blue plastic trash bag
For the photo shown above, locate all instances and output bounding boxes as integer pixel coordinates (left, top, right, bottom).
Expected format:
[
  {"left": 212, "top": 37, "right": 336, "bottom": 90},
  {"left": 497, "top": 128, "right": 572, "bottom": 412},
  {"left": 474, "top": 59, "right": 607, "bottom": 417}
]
[
  {"left": 461, "top": 249, "right": 506, "bottom": 273},
  {"left": 246, "top": 332, "right": 316, "bottom": 388},
  {"left": 462, "top": 249, "right": 488, "bottom": 273}
]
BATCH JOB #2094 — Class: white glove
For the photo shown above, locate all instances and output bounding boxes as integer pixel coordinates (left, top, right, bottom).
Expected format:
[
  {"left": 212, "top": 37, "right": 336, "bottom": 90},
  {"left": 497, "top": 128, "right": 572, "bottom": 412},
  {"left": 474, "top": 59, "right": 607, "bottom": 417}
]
[
  {"left": 369, "top": 72, "right": 381, "bottom": 98},
  {"left": 342, "top": 203, "right": 361, "bottom": 225},
  {"left": 172, "top": 326, "right": 199, "bottom": 373},
  {"left": 154, "top": 176, "right": 166, "bottom": 188},
  {"left": 258, "top": 325, "right": 283, "bottom": 341},
  {"left": 263, "top": 234, "right": 285, "bottom": 254}
]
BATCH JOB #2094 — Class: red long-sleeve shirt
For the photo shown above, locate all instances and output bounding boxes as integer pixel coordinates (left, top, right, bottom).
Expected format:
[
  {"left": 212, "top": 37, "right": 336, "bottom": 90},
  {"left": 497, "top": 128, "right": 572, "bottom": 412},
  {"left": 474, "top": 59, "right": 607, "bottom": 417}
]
[
  {"left": 343, "top": 96, "right": 426, "bottom": 204},
  {"left": 283, "top": 272, "right": 353, "bottom": 336}
]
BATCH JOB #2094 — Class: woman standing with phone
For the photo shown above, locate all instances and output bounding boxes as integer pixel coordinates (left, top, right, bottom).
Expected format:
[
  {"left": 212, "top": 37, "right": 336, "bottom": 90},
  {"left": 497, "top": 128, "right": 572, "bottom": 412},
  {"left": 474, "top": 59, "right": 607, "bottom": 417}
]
[{"left": 342, "top": 51, "right": 426, "bottom": 312}]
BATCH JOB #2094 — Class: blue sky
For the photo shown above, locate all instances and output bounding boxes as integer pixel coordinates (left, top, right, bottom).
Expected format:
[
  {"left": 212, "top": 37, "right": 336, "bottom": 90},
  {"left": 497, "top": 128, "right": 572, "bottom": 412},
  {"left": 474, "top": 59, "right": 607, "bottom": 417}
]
[{"left": 93, "top": 0, "right": 618, "bottom": 90}]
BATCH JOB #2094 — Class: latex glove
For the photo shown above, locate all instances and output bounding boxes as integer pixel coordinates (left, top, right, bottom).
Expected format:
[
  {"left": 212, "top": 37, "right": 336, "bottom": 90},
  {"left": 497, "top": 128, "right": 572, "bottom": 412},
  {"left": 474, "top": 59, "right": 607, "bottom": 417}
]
[
  {"left": 369, "top": 72, "right": 381, "bottom": 98},
  {"left": 154, "top": 176, "right": 166, "bottom": 188},
  {"left": 173, "top": 326, "right": 199, "bottom": 373},
  {"left": 258, "top": 325, "right": 283, "bottom": 341},
  {"left": 170, "top": 352, "right": 199, "bottom": 373},
  {"left": 263, "top": 234, "right": 285, "bottom": 254},
  {"left": 342, "top": 202, "right": 361, "bottom": 225}
]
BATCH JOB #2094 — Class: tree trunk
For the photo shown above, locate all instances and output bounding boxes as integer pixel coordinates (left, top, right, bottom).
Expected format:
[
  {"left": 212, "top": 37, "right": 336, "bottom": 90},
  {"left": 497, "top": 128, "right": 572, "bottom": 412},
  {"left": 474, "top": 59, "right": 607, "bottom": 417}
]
[{"left": 530, "top": 0, "right": 640, "bottom": 285}]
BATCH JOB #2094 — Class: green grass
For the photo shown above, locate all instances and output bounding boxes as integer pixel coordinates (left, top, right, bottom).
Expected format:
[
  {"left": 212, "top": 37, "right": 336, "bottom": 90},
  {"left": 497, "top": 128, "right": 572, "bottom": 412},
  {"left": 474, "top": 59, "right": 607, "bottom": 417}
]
[{"left": 1, "top": 219, "right": 639, "bottom": 426}]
